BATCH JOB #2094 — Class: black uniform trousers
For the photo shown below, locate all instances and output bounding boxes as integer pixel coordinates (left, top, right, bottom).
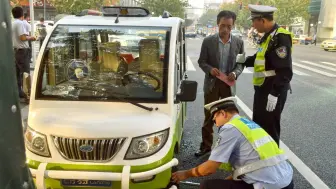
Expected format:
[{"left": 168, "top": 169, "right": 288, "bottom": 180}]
[
  {"left": 14, "top": 48, "right": 30, "bottom": 97},
  {"left": 200, "top": 179, "right": 294, "bottom": 189},
  {"left": 201, "top": 79, "right": 232, "bottom": 150},
  {"left": 253, "top": 85, "right": 288, "bottom": 145}
]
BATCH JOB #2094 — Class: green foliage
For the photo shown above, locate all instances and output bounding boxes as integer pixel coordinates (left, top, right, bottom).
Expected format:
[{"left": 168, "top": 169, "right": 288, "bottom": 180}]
[
  {"left": 214, "top": 0, "right": 310, "bottom": 29},
  {"left": 198, "top": 9, "right": 219, "bottom": 27},
  {"left": 137, "top": 0, "right": 189, "bottom": 18},
  {"left": 51, "top": 0, "right": 105, "bottom": 14}
]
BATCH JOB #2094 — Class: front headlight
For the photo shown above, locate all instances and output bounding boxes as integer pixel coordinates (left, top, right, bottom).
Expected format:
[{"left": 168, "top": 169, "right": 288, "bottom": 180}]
[
  {"left": 125, "top": 128, "right": 169, "bottom": 160},
  {"left": 25, "top": 127, "right": 51, "bottom": 157}
]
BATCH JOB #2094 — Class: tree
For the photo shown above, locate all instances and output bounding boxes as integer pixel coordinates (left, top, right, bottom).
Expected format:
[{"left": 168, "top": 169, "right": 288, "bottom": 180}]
[
  {"left": 220, "top": 2, "right": 251, "bottom": 29},
  {"left": 263, "top": 0, "right": 310, "bottom": 26},
  {"left": 136, "top": 0, "right": 188, "bottom": 18},
  {"left": 219, "top": 0, "right": 310, "bottom": 29},
  {"left": 198, "top": 9, "right": 219, "bottom": 27},
  {"left": 51, "top": 0, "right": 119, "bottom": 14}
]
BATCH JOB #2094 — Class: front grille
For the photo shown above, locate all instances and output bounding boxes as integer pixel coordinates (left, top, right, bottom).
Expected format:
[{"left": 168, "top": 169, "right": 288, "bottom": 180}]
[{"left": 52, "top": 136, "right": 126, "bottom": 162}]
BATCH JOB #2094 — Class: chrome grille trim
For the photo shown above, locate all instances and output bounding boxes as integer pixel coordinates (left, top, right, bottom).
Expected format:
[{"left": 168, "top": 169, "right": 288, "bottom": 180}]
[{"left": 52, "top": 136, "right": 126, "bottom": 162}]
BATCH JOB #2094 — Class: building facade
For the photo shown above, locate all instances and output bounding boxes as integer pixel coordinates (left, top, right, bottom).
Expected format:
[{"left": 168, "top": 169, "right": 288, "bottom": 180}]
[
  {"left": 308, "top": 0, "right": 336, "bottom": 40},
  {"left": 11, "top": 0, "right": 56, "bottom": 21}
]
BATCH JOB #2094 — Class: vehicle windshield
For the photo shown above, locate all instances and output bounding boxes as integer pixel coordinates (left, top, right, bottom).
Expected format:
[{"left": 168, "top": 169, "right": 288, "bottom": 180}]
[{"left": 36, "top": 25, "right": 170, "bottom": 102}]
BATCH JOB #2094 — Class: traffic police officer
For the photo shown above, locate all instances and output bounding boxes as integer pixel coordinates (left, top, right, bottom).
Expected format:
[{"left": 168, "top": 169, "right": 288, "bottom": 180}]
[
  {"left": 172, "top": 97, "right": 294, "bottom": 189},
  {"left": 243, "top": 5, "right": 293, "bottom": 145}
]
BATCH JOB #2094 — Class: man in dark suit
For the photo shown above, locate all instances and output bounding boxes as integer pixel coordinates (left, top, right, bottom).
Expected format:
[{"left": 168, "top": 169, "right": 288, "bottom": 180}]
[{"left": 196, "top": 10, "right": 245, "bottom": 157}]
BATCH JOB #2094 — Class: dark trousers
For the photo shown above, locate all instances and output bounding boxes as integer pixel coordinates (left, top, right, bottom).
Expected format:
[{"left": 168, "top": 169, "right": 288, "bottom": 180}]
[
  {"left": 253, "top": 87, "right": 288, "bottom": 145},
  {"left": 28, "top": 41, "right": 32, "bottom": 62},
  {"left": 201, "top": 179, "right": 294, "bottom": 189},
  {"left": 14, "top": 49, "right": 30, "bottom": 97},
  {"left": 201, "top": 79, "right": 232, "bottom": 150},
  {"left": 39, "top": 38, "right": 45, "bottom": 50}
]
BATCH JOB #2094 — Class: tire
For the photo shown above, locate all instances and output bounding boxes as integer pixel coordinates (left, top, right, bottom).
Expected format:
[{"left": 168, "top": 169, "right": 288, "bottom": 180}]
[{"left": 324, "top": 49, "right": 329, "bottom": 51}]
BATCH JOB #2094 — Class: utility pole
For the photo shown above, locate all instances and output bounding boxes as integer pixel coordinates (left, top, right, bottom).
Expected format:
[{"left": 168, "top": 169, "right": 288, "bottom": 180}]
[
  {"left": 0, "top": 0, "right": 36, "bottom": 188},
  {"left": 44, "top": 0, "right": 46, "bottom": 19}
]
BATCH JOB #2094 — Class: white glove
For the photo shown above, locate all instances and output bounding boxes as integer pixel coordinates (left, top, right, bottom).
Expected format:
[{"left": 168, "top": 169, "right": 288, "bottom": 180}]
[
  {"left": 266, "top": 94, "right": 278, "bottom": 112},
  {"left": 236, "top": 52, "right": 246, "bottom": 63}
]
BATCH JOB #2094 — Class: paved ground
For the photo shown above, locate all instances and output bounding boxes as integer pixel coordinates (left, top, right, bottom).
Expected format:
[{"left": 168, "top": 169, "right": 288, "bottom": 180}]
[
  {"left": 175, "top": 36, "right": 336, "bottom": 189},
  {"left": 20, "top": 36, "right": 336, "bottom": 189}
]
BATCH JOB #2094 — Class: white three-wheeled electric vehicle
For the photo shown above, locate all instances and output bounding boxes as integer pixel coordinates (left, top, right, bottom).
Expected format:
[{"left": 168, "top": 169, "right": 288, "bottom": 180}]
[{"left": 25, "top": 6, "right": 198, "bottom": 189}]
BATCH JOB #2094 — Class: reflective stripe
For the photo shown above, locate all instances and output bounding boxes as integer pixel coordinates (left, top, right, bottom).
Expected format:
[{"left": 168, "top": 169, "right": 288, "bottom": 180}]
[
  {"left": 254, "top": 59, "right": 265, "bottom": 65},
  {"left": 254, "top": 70, "right": 276, "bottom": 78},
  {"left": 233, "top": 154, "right": 288, "bottom": 180},
  {"left": 270, "top": 29, "right": 277, "bottom": 37},
  {"left": 252, "top": 135, "right": 274, "bottom": 149},
  {"left": 253, "top": 28, "right": 293, "bottom": 86}
]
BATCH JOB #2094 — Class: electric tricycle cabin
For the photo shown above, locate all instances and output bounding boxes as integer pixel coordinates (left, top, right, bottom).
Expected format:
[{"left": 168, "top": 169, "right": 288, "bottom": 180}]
[{"left": 24, "top": 6, "right": 197, "bottom": 189}]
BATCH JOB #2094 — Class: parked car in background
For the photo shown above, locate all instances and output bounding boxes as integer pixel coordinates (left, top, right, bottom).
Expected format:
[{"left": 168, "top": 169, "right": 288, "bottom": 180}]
[
  {"left": 297, "top": 34, "right": 312, "bottom": 45},
  {"left": 231, "top": 29, "right": 243, "bottom": 39},
  {"left": 321, "top": 36, "right": 336, "bottom": 51},
  {"left": 185, "top": 31, "right": 197, "bottom": 38},
  {"left": 293, "top": 35, "right": 300, "bottom": 44}
]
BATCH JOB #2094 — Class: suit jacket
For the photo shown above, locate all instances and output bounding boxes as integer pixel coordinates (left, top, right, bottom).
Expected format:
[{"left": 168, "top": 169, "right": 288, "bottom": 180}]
[{"left": 198, "top": 33, "right": 244, "bottom": 95}]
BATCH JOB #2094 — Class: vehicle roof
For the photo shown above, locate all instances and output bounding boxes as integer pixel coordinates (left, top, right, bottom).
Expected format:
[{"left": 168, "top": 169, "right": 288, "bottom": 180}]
[{"left": 56, "top": 15, "right": 183, "bottom": 27}]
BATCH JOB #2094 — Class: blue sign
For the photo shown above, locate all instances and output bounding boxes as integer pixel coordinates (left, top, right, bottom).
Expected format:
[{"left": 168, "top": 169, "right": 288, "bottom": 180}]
[
  {"left": 79, "top": 144, "right": 94, "bottom": 153},
  {"left": 240, "top": 118, "right": 261, "bottom": 130}
]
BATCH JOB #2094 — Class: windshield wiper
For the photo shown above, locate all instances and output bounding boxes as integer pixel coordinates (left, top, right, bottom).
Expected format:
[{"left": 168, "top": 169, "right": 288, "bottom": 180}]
[{"left": 74, "top": 86, "right": 154, "bottom": 112}]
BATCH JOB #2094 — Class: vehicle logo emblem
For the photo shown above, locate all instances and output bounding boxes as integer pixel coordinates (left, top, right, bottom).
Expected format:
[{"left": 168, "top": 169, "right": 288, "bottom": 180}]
[{"left": 79, "top": 144, "right": 94, "bottom": 152}]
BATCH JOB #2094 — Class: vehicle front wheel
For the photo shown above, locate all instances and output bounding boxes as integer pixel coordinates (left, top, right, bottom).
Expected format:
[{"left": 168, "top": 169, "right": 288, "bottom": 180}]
[{"left": 324, "top": 49, "right": 329, "bottom": 51}]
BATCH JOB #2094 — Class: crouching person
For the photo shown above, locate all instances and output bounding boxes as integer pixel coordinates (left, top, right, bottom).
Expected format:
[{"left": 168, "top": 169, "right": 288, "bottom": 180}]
[{"left": 172, "top": 97, "right": 294, "bottom": 189}]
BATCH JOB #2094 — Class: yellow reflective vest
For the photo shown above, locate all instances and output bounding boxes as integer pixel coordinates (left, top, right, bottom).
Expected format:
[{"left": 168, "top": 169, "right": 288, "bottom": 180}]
[
  {"left": 253, "top": 28, "right": 293, "bottom": 86},
  {"left": 219, "top": 116, "right": 287, "bottom": 180}
]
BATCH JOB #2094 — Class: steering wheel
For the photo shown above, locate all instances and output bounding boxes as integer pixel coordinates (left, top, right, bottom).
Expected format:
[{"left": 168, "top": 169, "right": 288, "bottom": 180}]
[{"left": 122, "top": 71, "right": 161, "bottom": 91}]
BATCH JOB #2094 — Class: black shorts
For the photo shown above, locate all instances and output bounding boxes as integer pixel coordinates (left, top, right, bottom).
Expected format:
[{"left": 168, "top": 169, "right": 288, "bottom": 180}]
[
  {"left": 200, "top": 179, "right": 294, "bottom": 189},
  {"left": 201, "top": 179, "right": 253, "bottom": 189}
]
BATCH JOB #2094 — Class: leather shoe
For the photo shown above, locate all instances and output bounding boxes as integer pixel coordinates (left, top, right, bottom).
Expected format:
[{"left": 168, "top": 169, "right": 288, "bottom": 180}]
[{"left": 194, "top": 149, "right": 211, "bottom": 157}]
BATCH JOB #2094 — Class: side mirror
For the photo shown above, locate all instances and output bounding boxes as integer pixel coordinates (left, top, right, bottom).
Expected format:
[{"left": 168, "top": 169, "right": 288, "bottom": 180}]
[
  {"left": 176, "top": 80, "right": 198, "bottom": 102},
  {"left": 48, "top": 23, "right": 54, "bottom": 26}
]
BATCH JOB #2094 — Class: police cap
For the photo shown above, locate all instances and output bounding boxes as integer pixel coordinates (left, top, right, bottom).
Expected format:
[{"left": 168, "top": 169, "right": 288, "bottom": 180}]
[
  {"left": 204, "top": 97, "right": 238, "bottom": 116},
  {"left": 248, "top": 4, "right": 277, "bottom": 20}
]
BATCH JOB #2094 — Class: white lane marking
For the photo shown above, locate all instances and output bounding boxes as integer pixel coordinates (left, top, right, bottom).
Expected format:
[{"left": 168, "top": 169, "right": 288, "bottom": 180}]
[
  {"left": 243, "top": 68, "right": 253, "bottom": 73},
  {"left": 187, "top": 56, "right": 196, "bottom": 71},
  {"left": 235, "top": 96, "right": 331, "bottom": 189},
  {"left": 293, "top": 62, "right": 336, "bottom": 77},
  {"left": 293, "top": 69, "right": 310, "bottom": 76},
  {"left": 301, "top": 60, "right": 336, "bottom": 72},
  {"left": 320, "top": 61, "right": 336, "bottom": 68}
]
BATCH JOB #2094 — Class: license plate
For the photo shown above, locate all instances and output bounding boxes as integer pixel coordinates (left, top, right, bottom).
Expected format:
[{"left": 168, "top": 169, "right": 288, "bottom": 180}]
[{"left": 61, "top": 179, "right": 112, "bottom": 187}]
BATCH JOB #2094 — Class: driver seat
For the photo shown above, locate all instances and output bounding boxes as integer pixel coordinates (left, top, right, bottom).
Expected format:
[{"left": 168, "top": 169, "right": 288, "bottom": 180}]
[
  {"left": 139, "top": 39, "right": 163, "bottom": 91},
  {"left": 98, "top": 41, "right": 122, "bottom": 71}
]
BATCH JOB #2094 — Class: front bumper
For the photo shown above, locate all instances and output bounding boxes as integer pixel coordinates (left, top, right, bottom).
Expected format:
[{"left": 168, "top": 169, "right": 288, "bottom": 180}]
[{"left": 29, "top": 158, "right": 178, "bottom": 189}]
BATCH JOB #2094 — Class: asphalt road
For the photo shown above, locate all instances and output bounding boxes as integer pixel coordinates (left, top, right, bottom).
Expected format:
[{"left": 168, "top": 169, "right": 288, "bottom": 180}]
[
  {"left": 19, "top": 36, "right": 336, "bottom": 189},
  {"left": 177, "top": 36, "right": 336, "bottom": 189}
]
